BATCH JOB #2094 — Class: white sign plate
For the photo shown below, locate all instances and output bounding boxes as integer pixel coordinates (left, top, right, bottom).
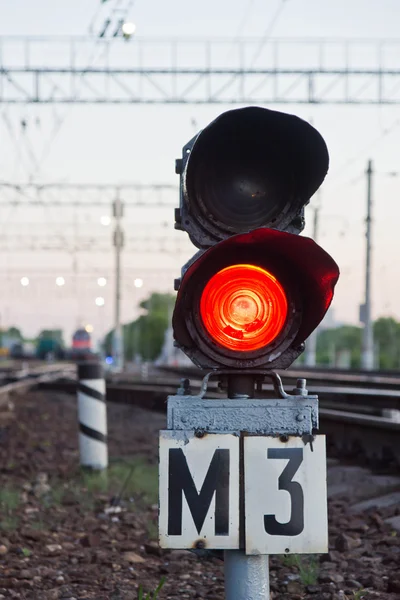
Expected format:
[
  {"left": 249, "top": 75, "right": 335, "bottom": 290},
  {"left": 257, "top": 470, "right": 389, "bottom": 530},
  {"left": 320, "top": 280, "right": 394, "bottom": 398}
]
[
  {"left": 244, "top": 435, "right": 328, "bottom": 555},
  {"left": 159, "top": 431, "right": 240, "bottom": 549}
]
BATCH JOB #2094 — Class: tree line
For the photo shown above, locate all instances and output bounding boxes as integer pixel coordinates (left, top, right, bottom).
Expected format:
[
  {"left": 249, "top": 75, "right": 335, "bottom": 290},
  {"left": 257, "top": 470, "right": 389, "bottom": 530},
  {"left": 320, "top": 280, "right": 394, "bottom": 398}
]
[
  {"left": 314, "top": 317, "right": 400, "bottom": 369},
  {"left": 104, "top": 294, "right": 400, "bottom": 370},
  {"left": 104, "top": 292, "right": 176, "bottom": 361},
  {"left": 3, "top": 296, "right": 400, "bottom": 370}
]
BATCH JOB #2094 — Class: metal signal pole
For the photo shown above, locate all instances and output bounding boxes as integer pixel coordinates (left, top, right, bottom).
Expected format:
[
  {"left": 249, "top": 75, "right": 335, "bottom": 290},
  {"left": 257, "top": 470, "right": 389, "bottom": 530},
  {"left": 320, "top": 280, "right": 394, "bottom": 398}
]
[
  {"left": 113, "top": 191, "right": 124, "bottom": 371},
  {"left": 224, "top": 374, "right": 269, "bottom": 600},
  {"left": 361, "top": 160, "right": 374, "bottom": 370},
  {"left": 304, "top": 205, "right": 320, "bottom": 367},
  {"left": 224, "top": 548, "right": 269, "bottom": 599}
]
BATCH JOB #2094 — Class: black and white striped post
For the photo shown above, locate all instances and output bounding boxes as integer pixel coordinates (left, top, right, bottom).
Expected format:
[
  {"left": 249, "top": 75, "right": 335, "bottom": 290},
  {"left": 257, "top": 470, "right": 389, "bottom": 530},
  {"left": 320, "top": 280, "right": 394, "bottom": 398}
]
[{"left": 77, "top": 361, "right": 108, "bottom": 470}]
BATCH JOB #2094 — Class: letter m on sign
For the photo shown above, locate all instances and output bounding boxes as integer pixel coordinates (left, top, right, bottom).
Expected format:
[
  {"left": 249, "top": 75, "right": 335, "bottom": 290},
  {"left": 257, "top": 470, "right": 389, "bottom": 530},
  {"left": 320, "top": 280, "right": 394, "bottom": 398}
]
[
  {"left": 168, "top": 448, "right": 229, "bottom": 535},
  {"left": 159, "top": 431, "right": 240, "bottom": 550}
]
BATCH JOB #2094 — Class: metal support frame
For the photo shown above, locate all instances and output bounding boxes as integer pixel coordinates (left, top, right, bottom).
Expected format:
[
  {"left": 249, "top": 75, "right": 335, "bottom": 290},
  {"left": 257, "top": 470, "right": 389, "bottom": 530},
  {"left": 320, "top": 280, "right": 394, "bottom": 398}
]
[
  {"left": 0, "top": 237, "right": 189, "bottom": 254},
  {"left": 0, "top": 182, "right": 178, "bottom": 207},
  {"left": 167, "top": 395, "right": 318, "bottom": 435},
  {"left": 1, "top": 36, "right": 400, "bottom": 104},
  {"left": 165, "top": 371, "right": 318, "bottom": 600}
]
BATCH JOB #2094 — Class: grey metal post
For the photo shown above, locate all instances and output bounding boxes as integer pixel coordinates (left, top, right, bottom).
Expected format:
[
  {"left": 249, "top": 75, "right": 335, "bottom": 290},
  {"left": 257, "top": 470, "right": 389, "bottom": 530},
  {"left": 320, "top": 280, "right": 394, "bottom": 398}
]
[
  {"left": 225, "top": 552, "right": 269, "bottom": 600},
  {"left": 224, "top": 374, "right": 269, "bottom": 600},
  {"left": 361, "top": 160, "right": 374, "bottom": 370},
  {"left": 304, "top": 205, "right": 319, "bottom": 367},
  {"left": 113, "top": 191, "right": 124, "bottom": 370}
]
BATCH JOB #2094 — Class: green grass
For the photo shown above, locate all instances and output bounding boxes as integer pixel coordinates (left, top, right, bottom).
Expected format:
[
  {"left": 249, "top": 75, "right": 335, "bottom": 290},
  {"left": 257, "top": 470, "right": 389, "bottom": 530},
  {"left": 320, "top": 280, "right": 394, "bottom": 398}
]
[
  {"left": 282, "top": 554, "right": 319, "bottom": 586},
  {"left": 79, "top": 457, "right": 158, "bottom": 505},
  {"left": 30, "top": 517, "right": 46, "bottom": 530},
  {"left": 108, "top": 459, "right": 158, "bottom": 504},
  {"left": 349, "top": 591, "right": 367, "bottom": 600},
  {"left": 0, "top": 458, "right": 158, "bottom": 535},
  {"left": 137, "top": 577, "right": 165, "bottom": 600},
  {"left": 46, "top": 457, "right": 159, "bottom": 514},
  {"left": 0, "top": 515, "right": 19, "bottom": 531},
  {"left": 50, "top": 485, "right": 65, "bottom": 505},
  {"left": 40, "top": 483, "right": 65, "bottom": 508},
  {"left": 282, "top": 554, "right": 299, "bottom": 568},
  {"left": 0, "top": 487, "right": 20, "bottom": 530},
  {"left": 81, "top": 470, "right": 109, "bottom": 494},
  {"left": 297, "top": 555, "right": 319, "bottom": 586},
  {"left": 146, "top": 519, "right": 158, "bottom": 541},
  {"left": 64, "top": 482, "right": 95, "bottom": 511},
  {"left": 0, "top": 487, "right": 20, "bottom": 512}
]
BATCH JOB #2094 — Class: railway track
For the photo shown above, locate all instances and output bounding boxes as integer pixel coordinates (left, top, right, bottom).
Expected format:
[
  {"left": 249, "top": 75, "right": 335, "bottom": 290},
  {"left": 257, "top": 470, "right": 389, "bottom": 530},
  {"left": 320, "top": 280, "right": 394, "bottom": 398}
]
[
  {"left": 33, "top": 365, "right": 400, "bottom": 467},
  {"left": 0, "top": 363, "right": 75, "bottom": 407},
  {"left": 1, "top": 362, "right": 398, "bottom": 464},
  {"left": 157, "top": 365, "right": 400, "bottom": 412},
  {"left": 161, "top": 363, "right": 400, "bottom": 389}
]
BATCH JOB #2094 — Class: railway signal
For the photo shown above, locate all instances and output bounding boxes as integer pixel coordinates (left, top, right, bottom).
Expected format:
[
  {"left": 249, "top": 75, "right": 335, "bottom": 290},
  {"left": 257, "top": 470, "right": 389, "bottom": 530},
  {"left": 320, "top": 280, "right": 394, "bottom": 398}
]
[
  {"left": 160, "top": 106, "right": 340, "bottom": 600},
  {"left": 173, "top": 107, "right": 339, "bottom": 370}
]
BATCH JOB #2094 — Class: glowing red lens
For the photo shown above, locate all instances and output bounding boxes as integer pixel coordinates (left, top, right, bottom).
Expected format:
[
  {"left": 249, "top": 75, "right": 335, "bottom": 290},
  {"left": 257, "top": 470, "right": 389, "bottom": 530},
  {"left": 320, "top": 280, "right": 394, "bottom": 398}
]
[{"left": 200, "top": 264, "right": 288, "bottom": 352}]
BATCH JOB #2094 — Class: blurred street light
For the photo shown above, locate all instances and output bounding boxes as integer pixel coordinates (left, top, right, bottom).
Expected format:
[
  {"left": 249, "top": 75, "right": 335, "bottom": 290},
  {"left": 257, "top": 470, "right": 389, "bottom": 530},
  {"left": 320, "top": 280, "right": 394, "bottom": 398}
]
[
  {"left": 56, "top": 276, "right": 65, "bottom": 287},
  {"left": 122, "top": 22, "right": 136, "bottom": 38},
  {"left": 100, "top": 215, "right": 111, "bottom": 226},
  {"left": 97, "top": 277, "right": 107, "bottom": 287},
  {"left": 95, "top": 296, "right": 105, "bottom": 307},
  {"left": 85, "top": 324, "right": 94, "bottom": 333},
  {"left": 20, "top": 277, "right": 29, "bottom": 287},
  {"left": 134, "top": 278, "right": 143, "bottom": 288}
]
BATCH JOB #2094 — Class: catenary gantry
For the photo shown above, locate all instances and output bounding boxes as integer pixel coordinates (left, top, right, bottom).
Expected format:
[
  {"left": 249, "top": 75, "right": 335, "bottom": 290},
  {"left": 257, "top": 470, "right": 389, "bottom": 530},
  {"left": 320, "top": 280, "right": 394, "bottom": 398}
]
[{"left": 1, "top": 36, "right": 400, "bottom": 104}]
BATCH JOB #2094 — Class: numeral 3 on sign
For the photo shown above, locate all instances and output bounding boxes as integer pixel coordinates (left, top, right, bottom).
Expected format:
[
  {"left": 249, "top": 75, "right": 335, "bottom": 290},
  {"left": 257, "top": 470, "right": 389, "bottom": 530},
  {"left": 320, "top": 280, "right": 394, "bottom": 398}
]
[{"left": 245, "top": 436, "right": 328, "bottom": 555}]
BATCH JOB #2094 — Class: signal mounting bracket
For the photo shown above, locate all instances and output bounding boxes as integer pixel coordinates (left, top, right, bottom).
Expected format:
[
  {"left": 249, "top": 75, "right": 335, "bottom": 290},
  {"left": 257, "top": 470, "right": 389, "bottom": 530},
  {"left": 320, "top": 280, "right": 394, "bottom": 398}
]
[{"left": 197, "top": 369, "right": 302, "bottom": 400}]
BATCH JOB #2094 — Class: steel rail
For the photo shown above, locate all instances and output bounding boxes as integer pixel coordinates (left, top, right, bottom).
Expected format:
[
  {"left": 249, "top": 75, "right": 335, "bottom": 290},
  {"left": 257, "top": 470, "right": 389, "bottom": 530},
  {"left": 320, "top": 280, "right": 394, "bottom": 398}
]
[
  {"left": 320, "top": 408, "right": 400, "bottom": 464},
  {"left": 32, "top": 371, "right": 400, "bottom": 465},
  {"left": 0, "top": 365, "right": 75, "bottom": 407},
  {"left": 159, "top": 365, "right": 400, "bottom": 390}
]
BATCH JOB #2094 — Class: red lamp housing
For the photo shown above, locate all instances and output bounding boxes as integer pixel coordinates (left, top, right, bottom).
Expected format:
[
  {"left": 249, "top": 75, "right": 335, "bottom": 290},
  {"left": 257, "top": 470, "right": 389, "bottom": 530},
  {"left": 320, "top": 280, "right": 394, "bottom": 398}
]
[{"left": 173, "top": 228, "right": 339, "bottom": 370}]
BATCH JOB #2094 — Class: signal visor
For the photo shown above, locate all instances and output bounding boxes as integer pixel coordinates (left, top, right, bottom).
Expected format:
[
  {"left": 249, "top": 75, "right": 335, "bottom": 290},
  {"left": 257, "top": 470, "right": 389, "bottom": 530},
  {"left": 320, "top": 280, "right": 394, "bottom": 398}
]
[{"left": 176, "top": 106, "right": 329, "bottom": 248}]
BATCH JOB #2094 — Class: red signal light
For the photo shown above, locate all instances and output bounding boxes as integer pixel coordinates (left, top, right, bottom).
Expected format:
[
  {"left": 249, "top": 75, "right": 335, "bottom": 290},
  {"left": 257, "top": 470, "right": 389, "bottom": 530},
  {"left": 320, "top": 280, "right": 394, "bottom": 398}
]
[
  {"left": 200, "top": 264, "right": 288, "bottom": 352},
  {"left": 173, "top": 228, "right": 339, "bottom": 370}
]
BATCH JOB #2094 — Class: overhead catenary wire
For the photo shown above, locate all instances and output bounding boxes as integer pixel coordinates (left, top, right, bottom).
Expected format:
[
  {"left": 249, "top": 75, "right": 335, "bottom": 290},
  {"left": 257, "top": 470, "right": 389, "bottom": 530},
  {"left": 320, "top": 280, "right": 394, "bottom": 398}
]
[
  {"left": 0, "top": 182, "right": 177, "bottom": 207},
  {"left": 1, "top": 110, "right": 31, "bottom": 180},
  {"left": 327, "top": 116, "right": 400, "bottom": 191},
  {"left": 249, "top": 0, "right": 289, "bottom": 68},
  {"left": 232, "top": 0, "right": 256, "bottom": 38},
  {"left": 223, "top": 0, "right": 256, "bottom": 62},
  {"left": 19, "top": 0, "right": 139, "bottom": 183},
  {"left": 19, "top": 118, "right": 41, "bottom": 175},
  {"left": 0, "top": 0, "right": 113, "bottom": 185}
]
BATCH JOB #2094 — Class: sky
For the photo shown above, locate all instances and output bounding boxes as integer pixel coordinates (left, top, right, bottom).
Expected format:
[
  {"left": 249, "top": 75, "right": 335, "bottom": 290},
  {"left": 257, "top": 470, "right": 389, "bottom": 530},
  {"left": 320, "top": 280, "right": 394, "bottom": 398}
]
[{"left": 0, "top": 0, "right": 400, "bottom": 344}]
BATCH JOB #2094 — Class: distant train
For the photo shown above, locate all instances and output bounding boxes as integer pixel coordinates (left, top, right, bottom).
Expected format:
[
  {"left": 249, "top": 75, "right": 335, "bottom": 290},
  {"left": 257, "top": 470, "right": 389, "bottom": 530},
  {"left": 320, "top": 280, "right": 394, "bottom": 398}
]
[
  {"left": 70, "top": 328, "right": 92, "bottom": 359},
  {"left": 36, "top": 330, "right": 65, "bottom": 360}
]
